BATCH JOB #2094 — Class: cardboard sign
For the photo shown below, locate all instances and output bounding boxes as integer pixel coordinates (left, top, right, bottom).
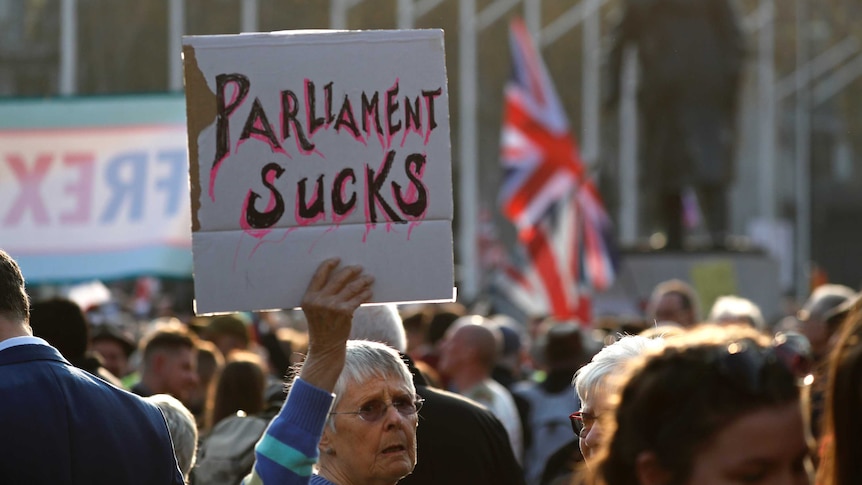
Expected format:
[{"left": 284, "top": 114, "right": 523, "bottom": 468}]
[{"left": 183, "top": 29, "right": 453, "bottom": 314}]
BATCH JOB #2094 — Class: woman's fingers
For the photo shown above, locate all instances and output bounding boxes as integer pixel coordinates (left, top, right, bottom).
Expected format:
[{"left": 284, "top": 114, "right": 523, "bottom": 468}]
[
  {"left": 322, "top": 264, "right": 363, "bottom": 295},
  {"left": 341, "top": 274, "right": 375, "bottom": 303},
  {"left": 302, "top": 259, "right": 373, "bottom": 317},
  {"left": 305, "top": 258, "right": 340, "bottom": 293}
]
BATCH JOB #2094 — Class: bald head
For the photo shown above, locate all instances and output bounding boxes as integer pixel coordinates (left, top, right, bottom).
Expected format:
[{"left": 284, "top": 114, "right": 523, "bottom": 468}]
[{"left": 450, "top": 319, "right": 500, "bottom": 370}]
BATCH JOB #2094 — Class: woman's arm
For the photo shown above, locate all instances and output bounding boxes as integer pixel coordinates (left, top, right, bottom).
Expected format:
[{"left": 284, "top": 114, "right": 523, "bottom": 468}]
[{"left": 244, "top": 259, "right": 373, "bottom": 485}]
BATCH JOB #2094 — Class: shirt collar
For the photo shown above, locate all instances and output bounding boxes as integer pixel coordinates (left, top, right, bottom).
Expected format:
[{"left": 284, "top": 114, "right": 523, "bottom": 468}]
[{"left": 0, "top": 335, "right": 51, "bottom": 353}]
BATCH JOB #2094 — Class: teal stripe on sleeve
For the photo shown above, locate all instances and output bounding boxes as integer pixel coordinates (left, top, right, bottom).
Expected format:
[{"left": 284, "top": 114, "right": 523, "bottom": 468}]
[{"left": 256, "top": 434, "right": 316, "bottom": 477}]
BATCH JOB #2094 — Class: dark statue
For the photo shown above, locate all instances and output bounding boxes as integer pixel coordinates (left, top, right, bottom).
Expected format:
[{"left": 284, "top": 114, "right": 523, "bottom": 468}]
[{"left": 606, "top": 0, "right": 745, "bottom": 249}]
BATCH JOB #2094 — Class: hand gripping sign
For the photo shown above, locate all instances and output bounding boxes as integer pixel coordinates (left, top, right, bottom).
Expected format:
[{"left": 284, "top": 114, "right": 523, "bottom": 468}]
[{"left": 183, "top": 29, "right": 453, "bottom": 314}]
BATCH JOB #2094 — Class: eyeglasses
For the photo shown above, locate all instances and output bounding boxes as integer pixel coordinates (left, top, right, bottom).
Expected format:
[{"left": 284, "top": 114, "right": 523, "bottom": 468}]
[
  {"left": 330, "top": 397, "right": 425, "bottom": 422},
  {"left": 569, "top": 411, "right": 600, "bottom": 438}
]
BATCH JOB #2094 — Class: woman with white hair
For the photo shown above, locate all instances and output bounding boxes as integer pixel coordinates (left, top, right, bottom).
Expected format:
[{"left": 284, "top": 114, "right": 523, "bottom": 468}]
[
  {"left": 243, "top": 259, "right": 422, "bottom": 485},
  {"left": 571, "top": 335, "right": 664, "bottom": 464}
]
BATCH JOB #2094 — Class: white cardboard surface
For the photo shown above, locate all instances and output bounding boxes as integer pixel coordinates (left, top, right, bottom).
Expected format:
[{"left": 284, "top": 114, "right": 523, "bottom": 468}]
[{"left": 183, "top": 29, "right": 453, "bottom": 314}]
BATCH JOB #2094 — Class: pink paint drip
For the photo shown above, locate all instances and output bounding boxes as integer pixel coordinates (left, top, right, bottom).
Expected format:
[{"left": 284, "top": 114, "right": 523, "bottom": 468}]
[
  {"left": 249, "top": 227, "right": 295, "bottom": 259},
  {"left": 423, "top": 89, "right": 441, "bottom": 145},
  {"left": 308, "top": 225, "right": 339, "bottom": 254},
  {"left": 400, "top": 97, "right": 424, "bottom": 148},
  {"left": 336, "top": 97, "right": 367, "bottom": 146},
  {"left": 407, "top": 221, "right": 422, "bottom": 240}
]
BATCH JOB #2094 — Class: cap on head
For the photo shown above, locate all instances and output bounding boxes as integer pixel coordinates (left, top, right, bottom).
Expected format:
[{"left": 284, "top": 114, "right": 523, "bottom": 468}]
[
  {"left": 91, "top": 325, "right": 137, "bottom": 357},
  {"left": 797, "top": 284, "right": 856, "bottom": 323},
  {"left": 823, "top": 292, "right": 862, "bottom": 330},
  {"left": 543, "top": 322, "right": 586, "bottom": 370}
]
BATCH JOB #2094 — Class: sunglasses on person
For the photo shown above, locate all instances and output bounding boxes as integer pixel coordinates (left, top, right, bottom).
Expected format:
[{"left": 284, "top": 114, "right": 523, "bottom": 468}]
[
  {"left": 569, "top": 410, "right": 600, "bottom": 438},
  {"left": 330, "top": 397, "right": 425, "bottom": 422}
]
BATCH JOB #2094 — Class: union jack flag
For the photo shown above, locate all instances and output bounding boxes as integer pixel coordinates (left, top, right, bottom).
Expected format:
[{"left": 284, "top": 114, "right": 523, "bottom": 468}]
[{"left": 497, "top": 17, "right": 616, "bottom": 322}]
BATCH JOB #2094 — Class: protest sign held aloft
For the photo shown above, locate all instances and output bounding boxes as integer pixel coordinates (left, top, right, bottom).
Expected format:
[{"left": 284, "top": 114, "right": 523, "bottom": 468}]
[{"left": 183, "top": 29, "right": 453, "bottom": 314}]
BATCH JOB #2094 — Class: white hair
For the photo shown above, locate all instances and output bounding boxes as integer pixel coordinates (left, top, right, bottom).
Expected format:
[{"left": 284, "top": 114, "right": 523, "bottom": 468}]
[
  {"left": 349, "top": 304, "right": 407, "bottom": 353},
  {"left": 328, "top": 340, "right": 416, "bottom": 430},
  {"left": 708, "top": 295, "right": 766, "bottom": 331},
  {"left": 573, "top": 335, "right": 664, "bottom": 406},
  {"left": 146, "top": 394, "right": 197, "bottom": 481}
]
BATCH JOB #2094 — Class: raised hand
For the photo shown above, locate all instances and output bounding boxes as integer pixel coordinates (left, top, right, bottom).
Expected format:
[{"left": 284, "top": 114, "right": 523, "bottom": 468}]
[{"left": 298, "top": 258, "right": 374, "bottom": 391}]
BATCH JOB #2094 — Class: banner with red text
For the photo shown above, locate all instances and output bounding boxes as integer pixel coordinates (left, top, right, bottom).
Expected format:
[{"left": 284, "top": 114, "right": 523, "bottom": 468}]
[
  {"left": 0, "top": 96, "right": 192, "bottom": 283},
  {"left": 183, "top": 29, "right": 453, "bottom": 314}
]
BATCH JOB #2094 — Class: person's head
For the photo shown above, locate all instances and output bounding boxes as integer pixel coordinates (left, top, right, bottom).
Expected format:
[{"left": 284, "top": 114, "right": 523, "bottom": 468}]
[
  {"left": 817, "top": 304, "right": 862, "bottom": 485},
  {"left": 28, "top": 298, "right": 89, "bottom": 361},
  {"left": 595, "top": 325, "right": 808, "bottom": 485},
  {"left": 0, "top": 249, "right": 29, "bottom": 332},
  {"left": 349, "top": 304, "right": 407, "bottom": 353},
  {"left": 572, "top": 335, "right": 664, "bottom": 463},
  {"left": 773, "top": 331, "right": 814, "bottom": 380},
  {"left": 539, "top": 321, "right": 587, "bottom": 371},
  {"left": 646, "top": 280, "right": 701, "bottom": 328},
  {"left": 145, "top": 394, "right": 198, "bottom": 481},
  {"left": 491, "top": 313, "right": 529, "bottom": 374},
  {"left": 426, "top": 302, "right": 467, "bottom": 348},
  {"left": 309, "top": 340, "right": 419, "bottom": 485},
  {"left": 204, "top": 313, "right": 251, "bottom": 358},
  {"left": 708, "top": 295, "right": 766, "bottom": 332},
  {"left": 823, "top": 294, "right": 861, "bottom": 346},
  {"left": 90, "top": 325, "right": 136, "bottom": 378},
  {"left": 187, "top": 340, "right": 225, "bottom": 417},
  {"left": 401, "top": 306, "right": 431, "bottom": 353},
  {"left": 206, "top": 351, "right": 266, "bottom": 430},
  {"left": 797, "top": 284, "right": 855, "bottom": 360},
  {"left": 438, "top": 316, "right": 501, "bottom": 378},
  {"left": 140, "top": 324, "right": 199, "bottom": 403}
]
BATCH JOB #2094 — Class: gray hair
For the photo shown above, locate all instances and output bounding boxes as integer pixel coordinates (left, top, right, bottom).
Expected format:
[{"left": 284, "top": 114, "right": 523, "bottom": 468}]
[
  {"left": 146, "top": 394, "right": 198, "bottom": 481},
  {"left": 573, "top": 335, "right": 663, "bottom": 406},
  {"left": 328, "top": 340, "right": 415, "bottom": 430},
  {"left": 349, "top": 304, "right": 407, "bottom": 353},
  {"left": 708, "top": 295, "right": 766, "bottom": 331}
]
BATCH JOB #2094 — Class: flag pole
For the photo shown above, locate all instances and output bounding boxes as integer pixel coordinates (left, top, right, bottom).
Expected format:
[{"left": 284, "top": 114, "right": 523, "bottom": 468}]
[
  {"left": 618, "top": 47, "right": 639, "bottom": 245},
  {"left": 581, "top": 0, "right": 601, "bottom": 166},
  {"left": 459, "top": 0, "right": 479, "bottom": 302}
]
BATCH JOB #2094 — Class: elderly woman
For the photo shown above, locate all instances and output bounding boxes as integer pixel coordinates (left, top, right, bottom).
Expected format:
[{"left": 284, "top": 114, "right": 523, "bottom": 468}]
[
  {"left": 571, "top": 335, "right": 663, "bottom": 464},
  {"left": 593, "top": 325, "right": 810, "bottom": 485},
  {"left": 243, "top": 258, "right": 422, "bottom": 485}
]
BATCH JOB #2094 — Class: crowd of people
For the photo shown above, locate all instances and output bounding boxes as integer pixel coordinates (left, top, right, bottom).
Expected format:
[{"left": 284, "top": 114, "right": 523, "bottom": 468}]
[{"left": 2, "top": 247, "right": 861, "bottom": 485}]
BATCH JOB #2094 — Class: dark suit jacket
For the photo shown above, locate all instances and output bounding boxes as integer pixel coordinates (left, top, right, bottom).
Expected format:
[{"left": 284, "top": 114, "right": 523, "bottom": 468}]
[
  {"left": 0, "top": 343, "right": 185, "bottom": 484},
  {"left": 401, "top": 356, "right": 527, "bottom": 485}
]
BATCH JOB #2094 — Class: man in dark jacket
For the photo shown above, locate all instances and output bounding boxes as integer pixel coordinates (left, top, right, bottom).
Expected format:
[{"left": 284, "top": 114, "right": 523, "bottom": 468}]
[
  {"left": 607, "top": 0, "right": 745, "bottom": 249},
  {"left": 0, "top": 249, "right": 184, "bottom": 484}
]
